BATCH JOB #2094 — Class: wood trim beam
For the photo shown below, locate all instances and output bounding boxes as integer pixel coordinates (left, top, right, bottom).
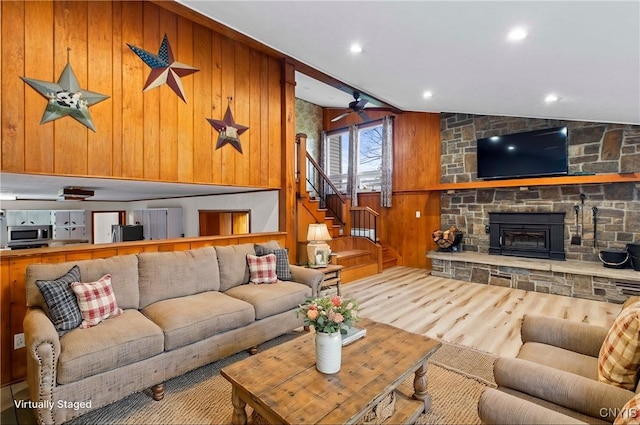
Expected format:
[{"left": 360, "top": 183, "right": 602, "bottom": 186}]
[
  {"left": 148, "top": 0, "right": 287, "bottom": 60},
  {"left": 151, "top": 0, "right": 403, "bottom": 114},
  {"left": 281, "top": 59, "right": 297, "bottom": 261},
  {"left": 292, "top": 61, "right": 403, "bottom": 113}
]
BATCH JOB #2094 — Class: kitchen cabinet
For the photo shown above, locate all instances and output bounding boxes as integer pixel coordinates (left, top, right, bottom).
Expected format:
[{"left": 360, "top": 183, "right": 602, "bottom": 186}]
[
  {"left": 131, "top": 208, "right": 183, "bottom": 241},
  {"left": 6, "top": 210, "right": 51, "bottom": 226},
  {"left": 51, "top": 210, "right": 86, "bottom": 240}
]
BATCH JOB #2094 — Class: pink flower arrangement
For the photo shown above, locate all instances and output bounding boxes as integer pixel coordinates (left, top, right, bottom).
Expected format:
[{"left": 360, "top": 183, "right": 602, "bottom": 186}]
[{"left": 297, "top": 295, "right": 359, "bottom": 334}]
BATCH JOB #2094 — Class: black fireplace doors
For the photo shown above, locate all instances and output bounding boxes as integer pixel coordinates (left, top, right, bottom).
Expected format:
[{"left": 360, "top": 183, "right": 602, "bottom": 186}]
[{"left": 488, "top": 212, "right": 566, "bottom": 260}]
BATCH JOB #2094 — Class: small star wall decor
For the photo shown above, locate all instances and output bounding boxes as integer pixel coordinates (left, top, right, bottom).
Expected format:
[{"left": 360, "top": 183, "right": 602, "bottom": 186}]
[
  {"left": 20, "top": 61, "right": 109, "bottom": 132},
  {"left": 207, "top": 104, "right": 249, "bottom": 154},
  {"left": 127, "top": 34, "right": 199, "bottom": 103}
]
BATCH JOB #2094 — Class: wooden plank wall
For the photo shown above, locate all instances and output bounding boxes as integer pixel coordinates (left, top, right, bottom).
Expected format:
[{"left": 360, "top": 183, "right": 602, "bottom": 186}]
[
  {"left": 1, "top": 232, "right": 286, "bottom": 386},
  {"left": 323, "top": 111, "right": 442, "bottom": 269},
  {"left": 1, "top": 0, "right": 282, "bottom": 188}
]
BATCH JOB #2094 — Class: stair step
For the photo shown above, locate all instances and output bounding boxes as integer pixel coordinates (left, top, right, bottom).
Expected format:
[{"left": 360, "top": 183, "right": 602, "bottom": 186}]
[
  {"left": 382, "top": 257, "right": 398, "bottom": 269},
  {"left": 333, "top": 249, "right": 372, "bottom": 269},
  {"left": 341, "top": 261, "right": 380, "bottom": 284}
]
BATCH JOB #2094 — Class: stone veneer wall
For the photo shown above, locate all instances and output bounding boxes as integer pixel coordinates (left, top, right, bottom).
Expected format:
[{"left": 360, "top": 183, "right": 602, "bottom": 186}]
[
  {"left": 439, "top": 113, "right": 640, "bottom": 264},
  {"left": 429, "top": 254, "right": 638, "bottom": 303}
]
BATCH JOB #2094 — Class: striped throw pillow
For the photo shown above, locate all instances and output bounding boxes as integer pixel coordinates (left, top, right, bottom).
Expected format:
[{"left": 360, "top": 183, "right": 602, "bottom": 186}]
[
  {"left": 71, "top": 274, "right": 123, "bottom": 328},
  {"left": 599, "top": 305, "right": 640, "bottom": 390}
]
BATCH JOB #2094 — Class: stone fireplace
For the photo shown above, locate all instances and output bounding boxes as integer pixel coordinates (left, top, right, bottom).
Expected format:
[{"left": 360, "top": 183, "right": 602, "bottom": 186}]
[
  {"left": 431, "top": 113, "right": 640, "bottom": 303},
  {"left": 488, "top": 212, "right": 565, "bottom": 260}
]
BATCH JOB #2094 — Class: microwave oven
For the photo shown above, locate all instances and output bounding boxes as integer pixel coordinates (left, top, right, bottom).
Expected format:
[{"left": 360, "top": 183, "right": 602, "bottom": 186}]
[{"left": 7, "top": 225, "right": 51, "bottom": 248}]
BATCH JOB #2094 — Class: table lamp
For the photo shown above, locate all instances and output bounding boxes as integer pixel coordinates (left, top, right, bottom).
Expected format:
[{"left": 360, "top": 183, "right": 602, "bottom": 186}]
[{"left": 307, "top": 223, "right": 332, "bottom": 268}]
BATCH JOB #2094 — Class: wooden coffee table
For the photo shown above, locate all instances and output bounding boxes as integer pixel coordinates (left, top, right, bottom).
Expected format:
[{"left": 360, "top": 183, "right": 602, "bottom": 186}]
[{"left": 221, "top": 318, "right": 441, "bottom": 425}]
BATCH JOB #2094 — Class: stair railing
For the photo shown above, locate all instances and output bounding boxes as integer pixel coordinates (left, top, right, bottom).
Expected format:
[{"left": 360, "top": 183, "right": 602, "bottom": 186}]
[
  {"left": 296, "top": 133, "right": 348, "bottom": 227},
  {"left": 350, "top": 207, "right": 378, "bottom": 244},
  {"left": 305, "top": 153, "right": 347, "bottom": 225}
]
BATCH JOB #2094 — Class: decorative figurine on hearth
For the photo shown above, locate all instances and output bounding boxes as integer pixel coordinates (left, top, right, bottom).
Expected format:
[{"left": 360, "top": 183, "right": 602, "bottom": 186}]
[{"left": 432, "top": 226, "right": 464, "bottom": 252}]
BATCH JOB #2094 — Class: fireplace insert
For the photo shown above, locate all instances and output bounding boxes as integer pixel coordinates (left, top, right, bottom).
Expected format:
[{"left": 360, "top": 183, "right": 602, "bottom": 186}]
[{"left": 488, "top": 212, "right": 566, "bottom": 260}]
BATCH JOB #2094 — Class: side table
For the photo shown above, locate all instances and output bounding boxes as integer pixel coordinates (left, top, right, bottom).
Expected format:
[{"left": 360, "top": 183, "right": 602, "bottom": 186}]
[{"left": 315, "top": 264, "right": 343, "bottom": 296}]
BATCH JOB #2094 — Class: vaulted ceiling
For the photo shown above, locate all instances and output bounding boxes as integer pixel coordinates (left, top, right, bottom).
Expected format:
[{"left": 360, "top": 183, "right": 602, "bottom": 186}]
[{"left": 180, "top": 0, "right": 640, "bottom": 125}]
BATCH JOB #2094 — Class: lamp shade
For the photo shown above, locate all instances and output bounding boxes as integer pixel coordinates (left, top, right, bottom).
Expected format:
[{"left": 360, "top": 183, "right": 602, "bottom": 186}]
[{"left": 307, "top": 223, "right": 332, "bottom": 242}]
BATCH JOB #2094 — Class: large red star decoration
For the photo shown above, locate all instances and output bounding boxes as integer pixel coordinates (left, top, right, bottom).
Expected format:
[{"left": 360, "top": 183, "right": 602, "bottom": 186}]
[
  {"left": 127, "top": 34, "right": 199, "bottom": 103},
  {"left": 207, "top": 106, "right": 249, "bottom": 154}
]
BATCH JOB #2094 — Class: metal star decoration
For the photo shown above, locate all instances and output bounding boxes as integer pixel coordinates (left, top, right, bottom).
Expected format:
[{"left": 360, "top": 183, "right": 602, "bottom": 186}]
[
  {"left": 127, "top": 34, "right": 199, "bottom": 103},
  {"left": 21, "top": 62, "right": 109, "bottom": 132},
  {"left": 207, "top": 105, "right": 249, "bottom": 154}
]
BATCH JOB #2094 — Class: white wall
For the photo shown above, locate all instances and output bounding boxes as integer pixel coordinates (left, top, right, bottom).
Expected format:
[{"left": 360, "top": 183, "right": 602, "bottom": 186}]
[{"left": 0, "top": 190, "right": 279, "bottom": 242}]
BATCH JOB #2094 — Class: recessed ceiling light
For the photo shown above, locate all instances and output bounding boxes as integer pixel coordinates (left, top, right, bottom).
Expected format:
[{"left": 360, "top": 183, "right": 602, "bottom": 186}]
[
  {"left": 350, "top": 43, "right": 362, "bottom": 53},
  {"left": 422, "top": 91, "right": 433, "bottom": 99},
  {"left": 507, "top": 27, "right": 527, "bottom": 41},
  {"left": 545, "top": 94, "right": 559, "bottom": 102}
]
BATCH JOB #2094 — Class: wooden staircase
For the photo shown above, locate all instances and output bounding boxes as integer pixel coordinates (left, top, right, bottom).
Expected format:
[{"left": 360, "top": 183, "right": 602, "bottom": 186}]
[
  {"left": 301, "top": 195, "right": 342, "bottom": 238},
  {"left": 328, "top": 237, "right": 380, "bottom": 284},
  {"left": 381, "top": 242, "right": 401, "bottom": 269},
  {"left": 295, "top": 133, "right": 400, "bottom": 283}
]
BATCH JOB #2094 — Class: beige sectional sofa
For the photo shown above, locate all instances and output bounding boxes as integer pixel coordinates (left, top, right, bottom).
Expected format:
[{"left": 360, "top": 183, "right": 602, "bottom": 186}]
[{"left": 23, "top": 242, "right": 323, "bottom": 425}]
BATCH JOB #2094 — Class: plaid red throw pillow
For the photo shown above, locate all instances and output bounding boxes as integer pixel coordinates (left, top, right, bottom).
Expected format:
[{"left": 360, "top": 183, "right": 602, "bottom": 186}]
[
  {"left": 247, "top": 253, "right": 278, "bottom": 284},
  {"left": 71, "top": 274, "right": 123, "bottom": 328}
]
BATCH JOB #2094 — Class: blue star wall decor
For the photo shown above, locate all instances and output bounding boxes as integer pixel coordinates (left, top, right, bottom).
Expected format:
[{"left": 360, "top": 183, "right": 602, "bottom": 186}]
[
  {"left": 20, "top": 62, "right": 110, "bottom": 132},
  {"left": 127, "top": 34, "right": 199, "bottom": 103},
  {"left": 207, "top": 105, "right": 249, "bottom": 154}
]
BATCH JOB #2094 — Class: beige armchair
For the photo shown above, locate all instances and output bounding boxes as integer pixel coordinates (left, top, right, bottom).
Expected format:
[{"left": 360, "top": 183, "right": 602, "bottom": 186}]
[{"left": 478, "top": 313, "right": 637, "bottom": 424}]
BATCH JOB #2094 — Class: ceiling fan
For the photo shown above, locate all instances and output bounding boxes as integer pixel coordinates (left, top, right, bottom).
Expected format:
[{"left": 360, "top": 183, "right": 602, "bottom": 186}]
[{"left": 330, "top": 92, "right": 372, "bottom": 123}]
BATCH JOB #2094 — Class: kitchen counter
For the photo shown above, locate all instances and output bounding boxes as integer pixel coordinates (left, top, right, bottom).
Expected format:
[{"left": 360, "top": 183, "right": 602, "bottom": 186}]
[{"left": 47, "top": 239, "right": 90, "bottom": 247}]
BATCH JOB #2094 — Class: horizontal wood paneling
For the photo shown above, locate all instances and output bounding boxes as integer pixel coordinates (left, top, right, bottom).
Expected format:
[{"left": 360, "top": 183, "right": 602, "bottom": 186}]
[
  {"left": 1, "top": 0, "right": 283, "bottom": 189},
  {"left": 0, "top": 232, "right": 287, "bottom": 385}
]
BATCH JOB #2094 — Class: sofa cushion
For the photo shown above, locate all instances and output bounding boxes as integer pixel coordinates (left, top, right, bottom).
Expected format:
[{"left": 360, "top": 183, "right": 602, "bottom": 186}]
[
  {"left": 255, "top": 245, "right": 292, "bottom": 281},
  {"left": 216, "top": 243, "right": 255, "bottom": 292},
  {"left": 225, "top": 281, "right": 311, "bottom": 320},
  {"left": 598, "top": 306, "right": 640, "bottom": 390},
  {"left": 57, "top": 310, "right": 164, "bottom": 384},
  {"left": 138, "top": 247, "right": 220, "bottom": 309},
  {"left": 247, "top": 253, "right": 278, "bottom": 284},
  {"left": 142, "top": 291, "right": 255, "bottom": 351},
  {"left": 27, "top": 255, "right": 140, "bottom": 310},
  {"left": 35, "top": 265, "right": 83, "bottom": 333},
  {"left": 71, "top": 274, "right": 123, "bottom": 328},
  {"left": 518, "top": 341, "right": 599, "bottom": 380}
]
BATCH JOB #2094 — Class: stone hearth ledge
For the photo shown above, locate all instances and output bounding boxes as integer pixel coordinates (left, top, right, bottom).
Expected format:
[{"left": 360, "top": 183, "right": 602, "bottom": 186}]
[{"left": 427, "top": 251, "right": 639, "bottom": 283}]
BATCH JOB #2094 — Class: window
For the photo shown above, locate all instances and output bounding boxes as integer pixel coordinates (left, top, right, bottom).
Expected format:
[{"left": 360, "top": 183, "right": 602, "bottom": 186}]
[
  {"left": 327, "top": 123, "right": 382, "bottom": 192},
  {"left": 327, "top": 132, "right": 348, "bottom": 177},
  {"left": 358, "top": 125, "right": 382, "bottom": 191}
]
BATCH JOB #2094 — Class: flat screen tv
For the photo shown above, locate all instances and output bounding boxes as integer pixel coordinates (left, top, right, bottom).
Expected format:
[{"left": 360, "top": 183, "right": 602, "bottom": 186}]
[{"left": 476, "top": 126, "right": 569, "bottom": 180}]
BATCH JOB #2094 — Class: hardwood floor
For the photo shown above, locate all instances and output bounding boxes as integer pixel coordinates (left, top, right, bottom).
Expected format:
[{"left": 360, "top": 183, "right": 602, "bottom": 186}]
[{"left": 341, "top": 266, "right": 621, "bottom": 358}]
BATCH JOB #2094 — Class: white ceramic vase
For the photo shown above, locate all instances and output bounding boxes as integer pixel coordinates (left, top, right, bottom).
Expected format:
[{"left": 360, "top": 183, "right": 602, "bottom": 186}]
[{"left": 315, "top": 331, "right": 342, "bottom": 374}]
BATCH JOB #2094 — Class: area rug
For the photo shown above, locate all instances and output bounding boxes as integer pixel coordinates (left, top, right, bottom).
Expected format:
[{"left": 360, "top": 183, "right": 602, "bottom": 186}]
[{"left": 33, "top": 336, "right": 497, "bottom": 425}]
